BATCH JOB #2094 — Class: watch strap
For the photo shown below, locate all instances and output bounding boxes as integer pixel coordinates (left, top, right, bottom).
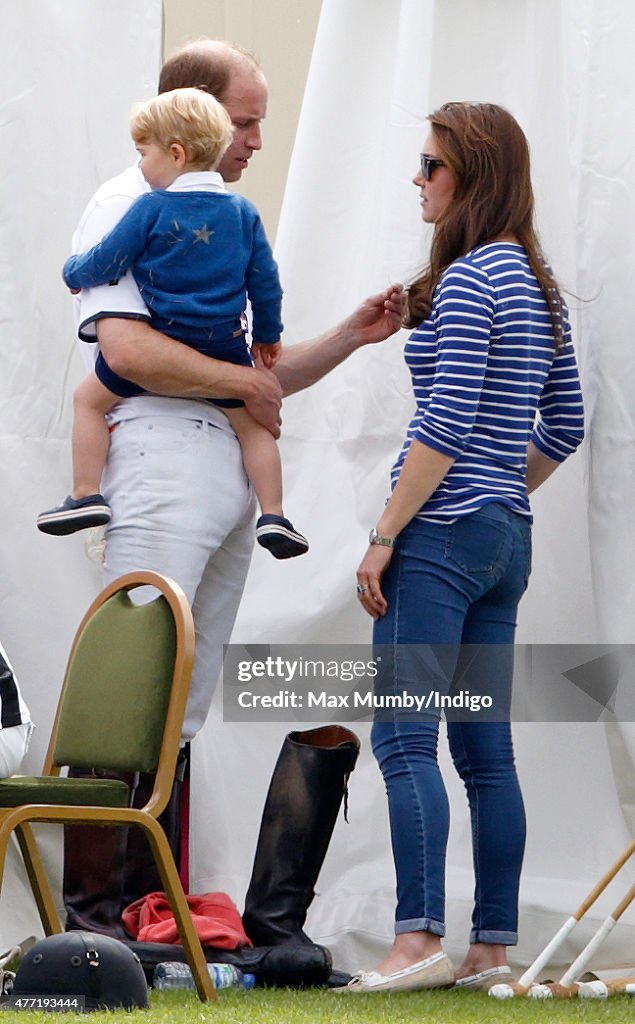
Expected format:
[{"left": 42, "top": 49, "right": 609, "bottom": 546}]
[{"left": 369, "top": 527, "right": 395, "bottom": 548}]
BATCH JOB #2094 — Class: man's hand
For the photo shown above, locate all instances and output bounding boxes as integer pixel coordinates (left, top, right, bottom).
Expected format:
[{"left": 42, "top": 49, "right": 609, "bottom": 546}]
[
  {"left": 97, "top": 319, "right": 282, "bottom": 433},
  {"left": 243, "top": 366, "right": 283, "bottom": 438},
  {"left": 274, "top": 284, "right": 405, "bottom": 397},
  {"left": 346, "top": 283, "right": 405, "bottom": 348}
]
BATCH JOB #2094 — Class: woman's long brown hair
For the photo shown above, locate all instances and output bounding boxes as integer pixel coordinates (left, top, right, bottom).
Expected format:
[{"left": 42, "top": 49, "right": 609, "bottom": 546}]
[{"left": 405, "top": 102, "right": 564, "bottom": 347}]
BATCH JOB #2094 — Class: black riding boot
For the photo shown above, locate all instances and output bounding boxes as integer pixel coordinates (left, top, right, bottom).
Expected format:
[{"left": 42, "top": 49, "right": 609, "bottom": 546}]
[
  {"left": 242, "top": 725, "right": 360, "bottom": 947},
  {"left": 63, "top": 750, "right": 188, "bottom": 937},
  {"left": 63, "top": 769, "right": 132, "bottom": 938}
]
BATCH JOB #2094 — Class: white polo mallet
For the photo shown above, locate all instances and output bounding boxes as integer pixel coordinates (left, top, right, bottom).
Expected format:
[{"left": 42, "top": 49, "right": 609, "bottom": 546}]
[
  {"left": 527, "top": 882, "right": 635, "bottom": 998},
  {"left": 489, "top": 838, "right": 635, "bottom": 999}
]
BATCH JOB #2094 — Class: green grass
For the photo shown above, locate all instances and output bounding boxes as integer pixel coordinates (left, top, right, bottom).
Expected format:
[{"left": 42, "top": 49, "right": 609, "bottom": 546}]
[{"left": 2, "top": 986, "right": 635, "bottom": 1024}]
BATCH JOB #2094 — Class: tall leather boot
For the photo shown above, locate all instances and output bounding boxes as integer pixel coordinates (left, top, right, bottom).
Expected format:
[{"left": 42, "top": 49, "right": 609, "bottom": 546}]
[
  {"left": 63, "top": 750, "right": 188, "bottom": 938},
  {"left": 242, "top": 725, "right": 360, "bottom": 947},
  {"left": 63, "top": 769, "right": 132, "bottom": 939}
]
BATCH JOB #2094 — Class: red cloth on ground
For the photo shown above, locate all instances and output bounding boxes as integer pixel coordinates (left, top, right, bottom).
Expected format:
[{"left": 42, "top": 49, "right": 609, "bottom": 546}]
[{"left": 122, "top": 890, "right": 252, "bottom": 948}]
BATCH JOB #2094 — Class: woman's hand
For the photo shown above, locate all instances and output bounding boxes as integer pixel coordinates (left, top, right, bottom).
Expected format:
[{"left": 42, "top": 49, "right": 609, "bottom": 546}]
[
  {"left": 355, "top": 445, "right": 454, "bottom": 620},
  {"left": 356, "top": 544, "right": 393, "bottom": 619}
]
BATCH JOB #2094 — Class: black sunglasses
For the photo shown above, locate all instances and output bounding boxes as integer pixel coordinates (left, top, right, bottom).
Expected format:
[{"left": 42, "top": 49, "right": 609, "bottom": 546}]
[{"left": 420, "top": 154, "right": 446, "bottom": 181}]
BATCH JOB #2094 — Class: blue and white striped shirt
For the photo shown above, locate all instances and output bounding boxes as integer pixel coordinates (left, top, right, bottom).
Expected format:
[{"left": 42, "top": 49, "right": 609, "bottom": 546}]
[{"left": 392, "top": 242, "right": 585, "bottom": 522}]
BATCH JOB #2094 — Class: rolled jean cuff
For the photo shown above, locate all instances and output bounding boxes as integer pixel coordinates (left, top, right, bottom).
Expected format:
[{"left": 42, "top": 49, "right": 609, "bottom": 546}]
[
  {"left": 470, "top": 928, "right": 517, "bottom": 945},
  {"left": 396, "top": 917, "right": 445, "bottom": 937}
]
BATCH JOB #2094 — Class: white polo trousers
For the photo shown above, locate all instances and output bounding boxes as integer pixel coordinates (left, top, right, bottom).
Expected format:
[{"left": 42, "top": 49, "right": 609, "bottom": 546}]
[
  {"left": 101, "top": 415, "right": 256, "bottom": 742},
  {"left": 0, "top": 723, "right": 32, "bottom": 778}
]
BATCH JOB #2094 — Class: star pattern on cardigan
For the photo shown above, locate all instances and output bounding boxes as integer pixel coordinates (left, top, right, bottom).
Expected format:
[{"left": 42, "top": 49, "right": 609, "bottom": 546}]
[{"left": 192, "top": 225, "right": 214, "bottom": 244}]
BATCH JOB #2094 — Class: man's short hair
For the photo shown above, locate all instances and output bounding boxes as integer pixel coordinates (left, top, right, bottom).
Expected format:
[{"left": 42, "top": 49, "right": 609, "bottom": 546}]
[
  {"left": 158, "top": 39, "right": 262, "bottom": 103},
  {"left": 130, "top": 88, "right": 234, "bottom": 170}
]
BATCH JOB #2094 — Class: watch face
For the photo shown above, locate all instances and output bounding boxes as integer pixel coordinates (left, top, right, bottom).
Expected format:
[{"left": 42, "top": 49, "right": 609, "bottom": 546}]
[{"left": 369, "top": 529, "right": 393, "bottom": 547}]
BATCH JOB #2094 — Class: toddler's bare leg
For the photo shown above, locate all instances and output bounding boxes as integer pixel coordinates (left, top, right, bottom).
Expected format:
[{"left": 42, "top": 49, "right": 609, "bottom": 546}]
[
  {"left": 224, "top": 406, "right": 308, "bottom": 558},
  {"left": 72, "top": 373, "right": 118, "bottom": 498},
  {"left": 224, "top": 406, "right": 283, "bottom": 516}
]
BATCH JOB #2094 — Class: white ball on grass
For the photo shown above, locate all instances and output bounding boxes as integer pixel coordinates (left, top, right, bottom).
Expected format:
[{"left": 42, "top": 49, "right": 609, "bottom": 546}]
[
  {"left": 488, "top": 983, "right": 516, "bottom": 999},
  {"left": 577, "top": 980, "right": 608, "bottom": 999}
]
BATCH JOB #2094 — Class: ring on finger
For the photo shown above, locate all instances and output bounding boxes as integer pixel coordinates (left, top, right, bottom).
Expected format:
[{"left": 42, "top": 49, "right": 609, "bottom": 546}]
[{"left": 356, "top": 584, "right": 369, "bottom": 595}]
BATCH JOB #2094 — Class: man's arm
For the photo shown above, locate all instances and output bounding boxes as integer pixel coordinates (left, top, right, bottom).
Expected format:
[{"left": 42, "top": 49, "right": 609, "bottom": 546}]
[
  {"left": 96, "top": 283, "right": 404, "bottom": 434},
  {"left": 273, "top": 285, "right": 404, "bottom": 396},
  {"left": 96, "top": 318, "right": 283, "bottom": 437}
]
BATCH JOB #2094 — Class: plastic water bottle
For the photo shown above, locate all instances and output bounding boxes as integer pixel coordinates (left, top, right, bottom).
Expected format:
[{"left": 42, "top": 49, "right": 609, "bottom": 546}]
[{"left": 153, "top": 960, "right": 256, "bottom": 991}]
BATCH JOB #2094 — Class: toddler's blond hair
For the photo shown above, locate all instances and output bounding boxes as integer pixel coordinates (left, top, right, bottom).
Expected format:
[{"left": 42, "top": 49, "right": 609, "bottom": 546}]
[{"left": 130, "top": 87, "right": 234, "bottom": 170}]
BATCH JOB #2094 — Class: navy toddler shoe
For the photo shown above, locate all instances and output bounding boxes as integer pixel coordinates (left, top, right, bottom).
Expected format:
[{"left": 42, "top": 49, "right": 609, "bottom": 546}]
[
  {"left": 37, "top": 494, "right": 112, "bottom": 535},
  {"left": 256, "top": 514, "right": 309, "bottom": 559}
]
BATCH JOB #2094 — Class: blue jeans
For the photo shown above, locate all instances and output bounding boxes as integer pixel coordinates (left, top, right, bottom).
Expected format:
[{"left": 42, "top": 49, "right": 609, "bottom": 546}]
[{"left": 371, "top": 503, "right": 531, "bottom": 944}]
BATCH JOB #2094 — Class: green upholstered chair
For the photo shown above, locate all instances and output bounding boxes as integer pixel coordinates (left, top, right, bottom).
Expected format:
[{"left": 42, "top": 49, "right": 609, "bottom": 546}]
[{"left": 0, "top": 571, "right": 215, "bottom": 1002}]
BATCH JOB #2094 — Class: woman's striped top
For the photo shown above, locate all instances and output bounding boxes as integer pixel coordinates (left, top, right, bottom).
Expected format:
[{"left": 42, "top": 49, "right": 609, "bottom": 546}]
[{"left": 392, "top": 242, "right": 585, "bottom": 522}]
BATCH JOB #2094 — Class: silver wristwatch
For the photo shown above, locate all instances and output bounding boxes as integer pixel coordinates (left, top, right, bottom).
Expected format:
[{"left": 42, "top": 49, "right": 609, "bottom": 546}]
[{"left": 369, "top": 527, "right": 395, "bottom": 548}]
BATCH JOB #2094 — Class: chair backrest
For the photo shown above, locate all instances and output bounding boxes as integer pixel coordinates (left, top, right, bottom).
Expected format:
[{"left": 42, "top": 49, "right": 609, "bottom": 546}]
[{"left": 45, "top": 572, "right": 194, "bottom": 802}]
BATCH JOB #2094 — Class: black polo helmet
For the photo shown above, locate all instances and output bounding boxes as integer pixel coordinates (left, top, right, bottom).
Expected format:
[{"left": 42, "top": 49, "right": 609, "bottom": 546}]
[{"left": 10, "top": 932, "right": 148, "bottom": 1011}]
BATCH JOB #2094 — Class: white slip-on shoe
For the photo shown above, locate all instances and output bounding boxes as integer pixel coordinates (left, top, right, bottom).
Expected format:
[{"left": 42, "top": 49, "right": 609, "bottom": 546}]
[
  {"left": 455, "top": 965, "right": 514, "bottom": 991},
  {"left": 333, "top": 952, "right": 455, "bottom": 993}
]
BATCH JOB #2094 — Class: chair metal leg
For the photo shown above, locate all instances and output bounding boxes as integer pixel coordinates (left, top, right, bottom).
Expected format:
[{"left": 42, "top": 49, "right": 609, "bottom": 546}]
[
  {"left": 122, "top": 747, "right": 188, "bottom": 908},
  {"left": 134, "top": 816, "right": 216, "bottom": 1002},
  {"left": 0, "top": 817, "right": 62, "bottom": 936},
  {"left": 14, "top": 823, "right": 62, "bottom": 935}
]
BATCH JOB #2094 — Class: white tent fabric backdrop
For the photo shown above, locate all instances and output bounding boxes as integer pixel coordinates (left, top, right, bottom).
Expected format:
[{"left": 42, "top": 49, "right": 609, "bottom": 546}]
[
  {"left": 0, "top": 0, "right": 162, "bottom": 946},
  {"left": 191, "top": 0, "right": 635, "bottom": 975},
  {"left": 2, "top": 0, "right": 635, "bottom": 976}
]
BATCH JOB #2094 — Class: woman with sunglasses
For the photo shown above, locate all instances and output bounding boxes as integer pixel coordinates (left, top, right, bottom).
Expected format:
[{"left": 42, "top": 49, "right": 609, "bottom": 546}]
[{"left": 344, "top": 103, "right": 584, "bottom": 993}]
